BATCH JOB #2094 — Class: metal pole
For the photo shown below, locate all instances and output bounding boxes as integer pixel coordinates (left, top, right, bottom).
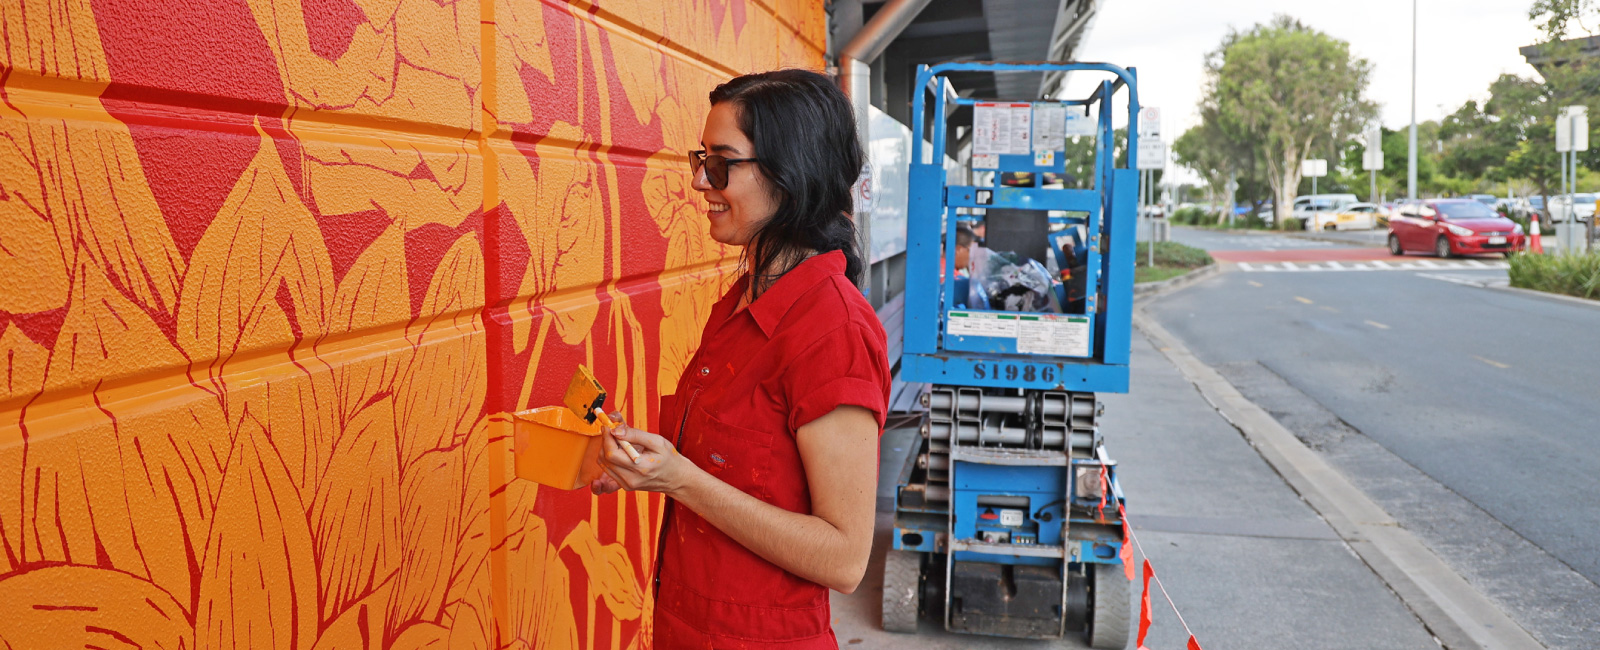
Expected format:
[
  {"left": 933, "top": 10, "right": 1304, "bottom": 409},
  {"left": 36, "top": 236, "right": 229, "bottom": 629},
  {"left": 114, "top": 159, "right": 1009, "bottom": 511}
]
[
  {"left": 1371, "top": 169, "right": 1377, "bottom": 204},
  {"left": 1228, "top": 169, "right": 1237, "bottom": 228},
  {"left": 1146, "top": 170, "right": 1154, "bottom": 267},
  {"left": 1561, "top": 142, "right": 1568, "bottom": 253},
  {"left": 1407, "top": 0, "right": 1418, "bottom": 200}
]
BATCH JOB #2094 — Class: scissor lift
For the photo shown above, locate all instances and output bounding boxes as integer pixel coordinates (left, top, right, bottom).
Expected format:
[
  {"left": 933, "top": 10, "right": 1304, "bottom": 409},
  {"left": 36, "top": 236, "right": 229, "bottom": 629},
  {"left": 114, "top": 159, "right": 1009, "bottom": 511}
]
[{"left": 882, "top": 61, "right": 1140, "bottom": 648}]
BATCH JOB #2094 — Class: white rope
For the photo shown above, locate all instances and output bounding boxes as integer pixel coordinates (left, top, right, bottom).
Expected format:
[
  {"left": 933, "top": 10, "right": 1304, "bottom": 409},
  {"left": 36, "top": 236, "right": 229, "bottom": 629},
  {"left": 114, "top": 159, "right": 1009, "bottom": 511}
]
[{"left": 1121, "top": 504, "right": 1199, "bottom": 641}]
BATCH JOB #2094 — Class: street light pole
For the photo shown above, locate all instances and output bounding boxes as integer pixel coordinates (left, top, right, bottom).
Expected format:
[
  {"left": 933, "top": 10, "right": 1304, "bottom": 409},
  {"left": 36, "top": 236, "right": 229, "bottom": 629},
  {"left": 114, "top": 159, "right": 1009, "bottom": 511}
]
[{"left": 1407, "top": 0, "right": 1418, "bottom": 200}]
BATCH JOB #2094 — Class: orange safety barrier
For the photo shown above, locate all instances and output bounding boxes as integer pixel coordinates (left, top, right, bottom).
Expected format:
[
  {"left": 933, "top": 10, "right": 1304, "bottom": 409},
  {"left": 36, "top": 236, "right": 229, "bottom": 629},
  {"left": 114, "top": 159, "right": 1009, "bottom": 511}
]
[{"left": 1122, "top": 502, "right": 1206, "bottom": 650}]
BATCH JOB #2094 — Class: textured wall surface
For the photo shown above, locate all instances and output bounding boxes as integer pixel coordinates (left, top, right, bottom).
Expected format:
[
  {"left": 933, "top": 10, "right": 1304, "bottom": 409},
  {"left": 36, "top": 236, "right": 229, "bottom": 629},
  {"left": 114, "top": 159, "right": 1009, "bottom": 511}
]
[{"left": 0, "top": 0, "right": 823, "bottom": 647}]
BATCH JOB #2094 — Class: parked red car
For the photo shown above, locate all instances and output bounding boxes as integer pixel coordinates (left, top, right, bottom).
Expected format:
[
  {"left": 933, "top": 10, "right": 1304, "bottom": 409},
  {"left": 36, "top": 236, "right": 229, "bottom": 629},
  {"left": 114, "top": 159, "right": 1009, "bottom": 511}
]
[{"left": 1387, "top": 199, "right": 1526, "bottom": 258}]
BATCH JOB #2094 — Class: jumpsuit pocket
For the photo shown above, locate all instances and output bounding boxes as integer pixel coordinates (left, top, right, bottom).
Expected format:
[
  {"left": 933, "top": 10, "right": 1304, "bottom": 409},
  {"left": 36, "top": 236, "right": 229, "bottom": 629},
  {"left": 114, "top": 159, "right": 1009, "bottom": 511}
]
[{"left": 684, "top": 405, "right": 777, "bottom": 501}]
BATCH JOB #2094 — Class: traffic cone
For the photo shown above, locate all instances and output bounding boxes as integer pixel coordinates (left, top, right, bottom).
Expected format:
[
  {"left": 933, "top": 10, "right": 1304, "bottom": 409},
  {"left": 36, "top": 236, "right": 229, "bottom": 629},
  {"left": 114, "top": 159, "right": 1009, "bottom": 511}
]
[{"left": 1530, "top": 214, "right": 1544, "bottom": 254}]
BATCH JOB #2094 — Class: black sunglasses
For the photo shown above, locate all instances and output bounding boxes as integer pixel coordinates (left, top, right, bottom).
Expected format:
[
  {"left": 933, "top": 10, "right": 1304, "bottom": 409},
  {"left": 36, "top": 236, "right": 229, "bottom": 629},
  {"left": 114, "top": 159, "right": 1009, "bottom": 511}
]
[{"left": 689, "top": 150, "right": 759, "bottom": 190}]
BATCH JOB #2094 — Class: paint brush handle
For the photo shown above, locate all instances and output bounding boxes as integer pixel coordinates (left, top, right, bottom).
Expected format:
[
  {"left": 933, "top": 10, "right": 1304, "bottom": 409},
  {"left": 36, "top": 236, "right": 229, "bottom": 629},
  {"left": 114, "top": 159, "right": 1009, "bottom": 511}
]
[{"left": 594, "top": 410, "right": 642, "bottom": 464}]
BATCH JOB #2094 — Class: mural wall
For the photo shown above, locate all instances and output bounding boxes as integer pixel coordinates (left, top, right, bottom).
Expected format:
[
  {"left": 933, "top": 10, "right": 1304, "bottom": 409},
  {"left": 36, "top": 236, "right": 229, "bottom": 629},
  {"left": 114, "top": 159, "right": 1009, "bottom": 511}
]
[{"left": 0, "top": 0, "right": 824, "bottom": 647}]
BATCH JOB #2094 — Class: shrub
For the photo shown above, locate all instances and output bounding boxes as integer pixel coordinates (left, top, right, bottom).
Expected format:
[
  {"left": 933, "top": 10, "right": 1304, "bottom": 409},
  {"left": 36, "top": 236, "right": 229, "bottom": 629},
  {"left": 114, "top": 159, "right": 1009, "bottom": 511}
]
[
  {"left": 1171, "top": 206, "right": 1210, "bottom": 225},
  {"left": 1232, "top": 212, "right": 1271, "bottom": 229},
  {"left": 1135, "top": 241, "right": 1214, "bottom": 269},
  {"left": 1508, "top": 251, "right": 1600, "bottom": 300},
  {"left": 1281, "top": 217, "right": 1303, "bottom": 232}
]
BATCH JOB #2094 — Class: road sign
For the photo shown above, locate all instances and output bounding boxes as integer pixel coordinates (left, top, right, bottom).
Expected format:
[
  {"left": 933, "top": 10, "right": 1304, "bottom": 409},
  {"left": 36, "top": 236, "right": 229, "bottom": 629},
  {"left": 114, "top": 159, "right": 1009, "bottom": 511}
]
[
  {"left": 1301, "top": 158, "right": 1327, "bottom": 178},
  {"left": 1363, "top": 127, "right": 1384, "bottom": 171},
  {"left": 1138, "top": 107, "right": 1161, "bottom": 138},
  {"left": 1137, "top": 138, "right": 1165, "bottom": 170},
  {"left": 1557, "top": 106, "right": 1588, "bottom": 152}
]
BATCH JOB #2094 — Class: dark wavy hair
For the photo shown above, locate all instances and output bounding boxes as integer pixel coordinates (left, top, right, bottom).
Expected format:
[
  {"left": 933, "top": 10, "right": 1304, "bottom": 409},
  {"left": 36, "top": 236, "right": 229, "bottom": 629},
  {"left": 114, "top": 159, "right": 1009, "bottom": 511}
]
[{"left": 708, "top": 69, "right": 864, "bottom": 296}]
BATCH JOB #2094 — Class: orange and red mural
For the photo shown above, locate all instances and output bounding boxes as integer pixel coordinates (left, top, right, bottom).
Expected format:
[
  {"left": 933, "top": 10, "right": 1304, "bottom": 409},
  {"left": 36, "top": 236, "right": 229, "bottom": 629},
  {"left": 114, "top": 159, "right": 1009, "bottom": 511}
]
[{"left": 0, "top": 0, "right": 824, "bottom": 647}]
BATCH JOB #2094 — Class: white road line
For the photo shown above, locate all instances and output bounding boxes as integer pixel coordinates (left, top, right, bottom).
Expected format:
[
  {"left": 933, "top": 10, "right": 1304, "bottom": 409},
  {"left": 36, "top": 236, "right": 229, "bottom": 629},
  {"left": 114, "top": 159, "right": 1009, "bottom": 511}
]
[{"left": 1236, "top": 259, "right": 1511, "bottom": 273}]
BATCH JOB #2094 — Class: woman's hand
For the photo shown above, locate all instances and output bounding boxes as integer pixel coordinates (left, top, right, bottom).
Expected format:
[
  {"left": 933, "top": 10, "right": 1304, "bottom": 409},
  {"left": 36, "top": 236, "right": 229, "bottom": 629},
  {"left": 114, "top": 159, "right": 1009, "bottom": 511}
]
[{"left": 590, "top": 412, "right": 701, "bottom": 496}]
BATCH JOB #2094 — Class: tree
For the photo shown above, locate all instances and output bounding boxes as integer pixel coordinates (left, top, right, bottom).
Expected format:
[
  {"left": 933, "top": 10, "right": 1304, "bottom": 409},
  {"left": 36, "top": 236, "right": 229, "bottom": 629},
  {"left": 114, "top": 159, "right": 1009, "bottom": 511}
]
[
  {"left": 1173, "top": 123, "right": 1231, "bottom": 216},
  {"left": 1174, "top": 109, "right": 1269, "bottom": 220},
  {"left": 1203, "top": 16, "right": 1379, "bottom": 227},
  {"left": 1522, "top": 1, "right": 1600, "bottom": 190}
]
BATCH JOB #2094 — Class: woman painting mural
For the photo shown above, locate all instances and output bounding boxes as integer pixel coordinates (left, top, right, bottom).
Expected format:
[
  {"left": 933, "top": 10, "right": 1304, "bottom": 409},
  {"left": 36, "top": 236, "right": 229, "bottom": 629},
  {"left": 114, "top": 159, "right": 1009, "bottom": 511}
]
[{"left": 589, "top": 69, "right": 891, "bottom": 648}]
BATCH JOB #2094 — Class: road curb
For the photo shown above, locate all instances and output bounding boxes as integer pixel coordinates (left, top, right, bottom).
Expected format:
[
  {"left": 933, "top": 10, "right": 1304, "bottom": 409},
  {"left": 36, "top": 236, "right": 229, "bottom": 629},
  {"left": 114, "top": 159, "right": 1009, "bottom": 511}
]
[
  {"left": 1489, "top": 283, "right": 1600, "bottom": 310},
  {"left": 1282, "top": 231, "right": 1386, "bottom": 247},
  {"left": 1172, "top": 225, "right": 1383, "bottom": 248},
  {"left": 1132, "top": 286, "right": 1546, "bottom": 650},
  {"left": 1133, "top": 263, "right": 1219, "bottom": 299}
]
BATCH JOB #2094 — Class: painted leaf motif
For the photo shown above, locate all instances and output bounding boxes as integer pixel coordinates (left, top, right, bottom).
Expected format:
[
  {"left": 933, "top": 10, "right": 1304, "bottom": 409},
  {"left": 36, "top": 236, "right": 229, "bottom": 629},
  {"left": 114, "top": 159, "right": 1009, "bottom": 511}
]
[
  {"left": 3, "top": 260, "right": 226, "bottom": 611},
  {"left": 176, "top": 122, "right": 333, "bottom": 368},
  {"left": 560, "top": 520, "right": 644, "bottom": 621},
  {"left": 309, "top": 389, "right": 401, "bottom": 624},
  {"left": 310, "top": 581, "right": 392, "bottom": 650},
  {"left": 0, "top": 92, "right": 183, "bottom": 328},
  {"left": 387, "top": 434, "right": 483, "bottom": 630},
  {"left": 502, "top": 481, "right": 580, "bottom": 648},
  {"left": 389, "top": 621, "right": 450, "bottom": 650},
  {"left": 196, "top": 417, "right": 319, "bottom": 650},
  {"left": 393, "top": 232, "right": 485, "bottom": 465},
  {"left": 0, "top": 565, "right": 193, "bottom": 649}
]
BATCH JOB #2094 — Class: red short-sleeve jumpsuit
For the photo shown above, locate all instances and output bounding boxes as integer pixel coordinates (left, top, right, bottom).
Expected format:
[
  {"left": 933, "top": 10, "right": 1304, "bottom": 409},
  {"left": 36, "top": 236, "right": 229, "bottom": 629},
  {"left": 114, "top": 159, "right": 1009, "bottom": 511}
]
[{"left": 652, "top": 251, "right": 890, "bottom": 649}]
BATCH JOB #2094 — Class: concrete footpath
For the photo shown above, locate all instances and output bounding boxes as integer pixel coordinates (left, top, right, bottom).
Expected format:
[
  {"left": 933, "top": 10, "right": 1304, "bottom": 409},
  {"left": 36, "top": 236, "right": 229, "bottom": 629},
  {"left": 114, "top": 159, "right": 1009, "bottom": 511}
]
[{"left": 831, "top": 313, "right": 1444, "bottom": 648}]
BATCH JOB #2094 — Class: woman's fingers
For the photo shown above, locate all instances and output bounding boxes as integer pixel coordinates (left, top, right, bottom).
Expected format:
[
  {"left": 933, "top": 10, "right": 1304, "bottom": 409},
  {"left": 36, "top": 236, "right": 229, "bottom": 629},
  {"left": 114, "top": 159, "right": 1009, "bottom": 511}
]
[
  {"left": 613, "top": 426, "right": 670, "bottom": 456},
  {"left": 590, "top": 473, "right": 621, "bottom": 495},
  {"left": 599, "top": 427, "right": 633, "bottom": 468},
  {"left": 602, "top": 465, "right": 632, "bottom": 491}
]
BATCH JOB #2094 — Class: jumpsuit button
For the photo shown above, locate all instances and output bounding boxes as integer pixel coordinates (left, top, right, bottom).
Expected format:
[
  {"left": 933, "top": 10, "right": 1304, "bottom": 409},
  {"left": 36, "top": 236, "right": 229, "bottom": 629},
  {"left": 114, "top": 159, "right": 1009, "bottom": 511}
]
[{"left": 699, "top": 366, "right": 710, "bottom": 376}]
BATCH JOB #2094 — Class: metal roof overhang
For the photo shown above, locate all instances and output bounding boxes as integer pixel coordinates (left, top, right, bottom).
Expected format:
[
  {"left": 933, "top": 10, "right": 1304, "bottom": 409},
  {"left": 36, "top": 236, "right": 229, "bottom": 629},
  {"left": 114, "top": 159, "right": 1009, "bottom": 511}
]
[{"left": 869, "top": 0, "right": 1101, "bottom": 102}]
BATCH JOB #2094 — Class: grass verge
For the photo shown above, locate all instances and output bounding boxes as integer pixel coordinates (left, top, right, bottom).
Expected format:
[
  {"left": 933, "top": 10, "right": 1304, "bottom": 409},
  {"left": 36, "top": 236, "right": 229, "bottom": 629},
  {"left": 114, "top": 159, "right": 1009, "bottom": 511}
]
[
  {"left": 1508, "top": 252, "right": 1600, "bottom": 300},
  {"left": 1134, "top": 241, "right": 1214, "bottom": 284},
  {"left": 1135, "top": 267, "right": 1192, "bottom": 284}
]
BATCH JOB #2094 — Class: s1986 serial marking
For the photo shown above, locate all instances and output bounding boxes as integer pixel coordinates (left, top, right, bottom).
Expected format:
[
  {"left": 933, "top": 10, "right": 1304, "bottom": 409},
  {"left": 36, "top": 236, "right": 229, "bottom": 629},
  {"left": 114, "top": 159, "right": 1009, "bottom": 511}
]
[{"left": 972, "top": 361, "right": 1055, "bottom": 383}]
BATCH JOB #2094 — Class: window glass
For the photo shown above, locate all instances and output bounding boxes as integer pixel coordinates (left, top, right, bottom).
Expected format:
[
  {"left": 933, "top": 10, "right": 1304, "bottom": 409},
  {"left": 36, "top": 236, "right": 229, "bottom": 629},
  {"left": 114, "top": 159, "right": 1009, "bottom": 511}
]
[{"left": 1435, "top": 201, "right": 1497, "bottom": 219}]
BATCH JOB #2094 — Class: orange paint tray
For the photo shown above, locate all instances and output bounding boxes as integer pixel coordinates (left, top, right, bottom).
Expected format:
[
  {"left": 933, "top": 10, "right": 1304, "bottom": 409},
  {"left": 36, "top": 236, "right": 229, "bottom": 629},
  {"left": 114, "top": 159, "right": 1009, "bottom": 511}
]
[{"left": 512, "top": 406, "right": 606, "bottom": 490}]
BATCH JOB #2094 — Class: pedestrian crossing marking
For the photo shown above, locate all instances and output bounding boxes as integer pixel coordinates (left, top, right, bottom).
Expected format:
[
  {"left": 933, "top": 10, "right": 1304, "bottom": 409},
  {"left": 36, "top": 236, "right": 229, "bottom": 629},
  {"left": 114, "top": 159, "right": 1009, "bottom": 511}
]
[{"left": 1235, "top": 259, "right": 1509, "bottom": 273}]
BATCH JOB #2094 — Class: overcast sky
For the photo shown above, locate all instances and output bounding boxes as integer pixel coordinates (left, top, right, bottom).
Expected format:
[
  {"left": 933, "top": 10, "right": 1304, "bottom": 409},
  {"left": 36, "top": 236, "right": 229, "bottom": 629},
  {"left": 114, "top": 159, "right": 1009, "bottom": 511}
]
[{"left": 1059, "top": 0, "right": 1548, "bottom": 180}]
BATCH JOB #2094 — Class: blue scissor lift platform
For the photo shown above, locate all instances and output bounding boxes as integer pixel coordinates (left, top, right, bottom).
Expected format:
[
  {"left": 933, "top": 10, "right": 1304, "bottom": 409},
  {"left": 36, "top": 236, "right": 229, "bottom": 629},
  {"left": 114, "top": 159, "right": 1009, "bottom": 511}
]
[{"left": 882, "top": 61, "right": 1141, "bottom": 649}]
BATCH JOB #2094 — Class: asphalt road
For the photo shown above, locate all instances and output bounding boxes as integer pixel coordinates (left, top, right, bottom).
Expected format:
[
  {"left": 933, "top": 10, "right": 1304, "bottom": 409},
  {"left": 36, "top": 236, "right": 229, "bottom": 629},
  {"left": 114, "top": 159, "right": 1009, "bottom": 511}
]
[{"left": 1149, "top": 226, "right": 1600, "bottom": 649}]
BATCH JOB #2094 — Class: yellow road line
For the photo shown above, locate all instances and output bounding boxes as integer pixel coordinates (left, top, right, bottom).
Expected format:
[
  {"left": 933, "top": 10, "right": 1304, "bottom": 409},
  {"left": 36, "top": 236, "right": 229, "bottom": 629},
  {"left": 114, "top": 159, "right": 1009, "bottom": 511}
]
[
  {"left": 1473, "top": 356, "right": 1510, "bottom": 369},
  {"left": 1365, "top": 320, "right": 1390, "bottom": 330},
  {"left": 1248, "top": 280, "right": 1264, "bottom": 287},
  {"left": 1295, "top": 296, "right": 1314, "bottom": 304},
  {"left": 1320, "top": 305, "right": 1339, "bottom": 313}
]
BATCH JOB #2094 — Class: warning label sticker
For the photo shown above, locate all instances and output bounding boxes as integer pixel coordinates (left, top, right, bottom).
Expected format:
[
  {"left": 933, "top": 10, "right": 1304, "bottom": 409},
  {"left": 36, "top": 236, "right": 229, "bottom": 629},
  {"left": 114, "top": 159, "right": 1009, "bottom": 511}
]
[
  {"left": 1015, "top": 315, "right": 1090, "bottom": 357},
  {"left": 947, "top": 311, "right": 1019, "bottom": 338}
]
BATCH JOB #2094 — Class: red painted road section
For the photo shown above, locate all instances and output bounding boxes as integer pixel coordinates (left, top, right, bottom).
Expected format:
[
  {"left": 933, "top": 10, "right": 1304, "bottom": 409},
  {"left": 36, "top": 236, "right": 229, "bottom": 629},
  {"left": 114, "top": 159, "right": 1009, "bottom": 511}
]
[{"left": 1211, "top": 247, "right": 1397, "bottom": 262}]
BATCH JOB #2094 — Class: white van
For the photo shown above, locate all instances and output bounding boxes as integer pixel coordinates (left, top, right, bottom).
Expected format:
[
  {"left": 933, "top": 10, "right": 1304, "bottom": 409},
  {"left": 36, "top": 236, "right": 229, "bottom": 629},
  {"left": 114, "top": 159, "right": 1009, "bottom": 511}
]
[{"left": 1291, "top": 194, "right": 1358, "bottom": 217}]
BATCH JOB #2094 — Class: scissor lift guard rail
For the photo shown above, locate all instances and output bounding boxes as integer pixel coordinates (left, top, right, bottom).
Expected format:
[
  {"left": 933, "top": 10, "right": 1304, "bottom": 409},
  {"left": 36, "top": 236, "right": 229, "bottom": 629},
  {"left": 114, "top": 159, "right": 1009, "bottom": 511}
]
[{"left": 884, "top": 61, "right": 1140, "bottom": 648}]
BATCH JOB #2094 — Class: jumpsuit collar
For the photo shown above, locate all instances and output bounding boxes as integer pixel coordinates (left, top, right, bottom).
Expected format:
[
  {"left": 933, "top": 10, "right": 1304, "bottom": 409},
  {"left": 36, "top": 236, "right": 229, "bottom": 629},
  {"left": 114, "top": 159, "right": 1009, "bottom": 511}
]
[{"left": 745, "top": 250, "right": 847, "bottom": 338}]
